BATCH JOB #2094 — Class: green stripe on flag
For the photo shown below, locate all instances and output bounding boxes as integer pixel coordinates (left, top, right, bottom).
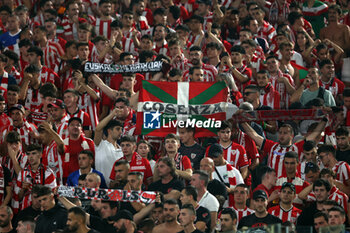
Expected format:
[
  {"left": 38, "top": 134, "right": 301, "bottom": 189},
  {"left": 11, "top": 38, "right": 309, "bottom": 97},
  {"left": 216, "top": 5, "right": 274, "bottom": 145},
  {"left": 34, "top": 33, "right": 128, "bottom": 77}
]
[
  {"left": 189, "top": 82, "right": 226, "bottom": 105},
  {"left": 299, "top": 69, "right": 308, "bottom": 80},
  {"left": 143, "top": 81, "right": 177, "bottom": 104}
]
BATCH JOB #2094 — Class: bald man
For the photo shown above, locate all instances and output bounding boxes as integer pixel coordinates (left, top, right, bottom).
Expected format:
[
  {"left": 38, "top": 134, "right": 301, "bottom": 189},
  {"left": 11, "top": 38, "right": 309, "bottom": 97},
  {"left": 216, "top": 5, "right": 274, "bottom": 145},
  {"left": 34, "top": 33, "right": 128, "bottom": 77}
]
[{"left": 200, "top": 158, "right": 228, "bottom": 201}]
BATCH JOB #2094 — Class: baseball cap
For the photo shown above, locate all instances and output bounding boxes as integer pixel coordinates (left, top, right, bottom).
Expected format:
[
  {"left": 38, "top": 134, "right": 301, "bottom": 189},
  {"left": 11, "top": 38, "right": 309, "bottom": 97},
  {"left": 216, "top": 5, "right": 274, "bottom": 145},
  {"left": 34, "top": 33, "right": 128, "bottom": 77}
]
[
  {"left": 48, "top": 99, "right": 65, "bottom": 109},
  {"left": 281, "top": 182, "right": 296, "bottom": 193},
  {"left": 208, "top": 143, "right": 223, "bottom": 158},
  {"left": 9, "top": 104, "right": 25, "bottom": 114},
  {"left": 108, "top": 210, "right": 133, "bottom": 222},
  {"left": 252, "top": 190, "right": 268, "bottom": 200}
]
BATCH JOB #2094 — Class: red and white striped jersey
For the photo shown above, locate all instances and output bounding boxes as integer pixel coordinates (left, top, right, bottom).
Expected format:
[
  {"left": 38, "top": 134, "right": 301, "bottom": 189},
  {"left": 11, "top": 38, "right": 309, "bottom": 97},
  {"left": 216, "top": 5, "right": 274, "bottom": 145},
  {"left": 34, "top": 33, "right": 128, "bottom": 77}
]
[
  {"left": 276, "top": 173, "right": 309, "bottom": 206},
  {"left": 4, "top": 43, "right": 20, "bottom": 57},
  {"left": 262, "top": 139, "right": 303, "bottom": 177},
  {"left": 24, "top": 87, "right": 42, "bottom": 110},
  {"left": 332, "top": 161, "right": 350, "bottom": 184},
  {"left": 57, "top": 121, "right": 69, "bottom": 140},
  {"left": 43, "top": 40, "right": 65, "bottom": 71},
  {"left": 319, "top": 77, "right": 345, "bottom": 99},
  {"left": 233, "top": 130, "right": 259, "bottom": 161},
  {"left": 259, "top": 84, "right": 281, "bottom": 109},
  {"left": 188, "top": 31, "right": 205, "bottom": 47},
  {"left": 231, "top": 65, "right": 252, "bottom": 93},
  {"left": 221, "top": 142, "right": 249, "bottom": 170},
  {"left": 122, "top": 37, "right": 137, "bottom": 55},
  {"left": 203, "top": 12, "right": 213, "bottom": 31},
  {"left": 0, "top": 152, "right": 27, "bottom": 179},
  {"left": 39, "top": 66, "right": 59, "bottom": 85},
  {"left": 153, "top": 40, "right": 169, "bottom": 55},
  {"left": 33, "top": 13, "right": 45, "bottom": 26},
  {"left": 67, "top": 108, "right": 92, "bottom": 131},
  {"left": 212, "top": 163, "right": 244, "bottom": 207},
  {"left": 0, "top": 112, "right": 11, "bottom": 133},
  {"left": 269, "top": 70, "right": 294, "bottom": 109},
  {"left": 78, "top": 91, "right": 100, "bottom": 130},
  {"left": 60, "top": 16, "right": 78, "bottom": 41},
  {"left": 183, "top": 63, "right": 218, "bottom": 82},
  {"left": 258, "top": 20, "right": 276, "bottom": 43},
  {"left": 0, "top": 72, "right": 16, "bottom": 90},
  {"left": 94, "top": 18, "right": 114, "bottom": 39},
  {"left": 135, "top": 15, "right": 149, "bottom": 34},
  {"left": 2, "top": 121, "right": 38, "bottom": 150},
  {"left": 9, "top": 66, "right": 21, "bottom": 84},
  {"left": 233, "top": 206, "right": 255, "bottom": 223},
  {"left": 268, "top": 205, "right": 301, "bottom": 224},
  {"left": 42, "top": 140, "right": 64, "bottom": 184},
  {"left": 171, "top": 54, "right": 190, "bottom": 71},
  {"left": 18, "top": 57, "right": 29, "bottom": 73},
  {"left": 15, "top": 164, "right": 56, "bottom": 210},
  {"left": 30, "top": 105, "right": 49, "bottom": 126}
]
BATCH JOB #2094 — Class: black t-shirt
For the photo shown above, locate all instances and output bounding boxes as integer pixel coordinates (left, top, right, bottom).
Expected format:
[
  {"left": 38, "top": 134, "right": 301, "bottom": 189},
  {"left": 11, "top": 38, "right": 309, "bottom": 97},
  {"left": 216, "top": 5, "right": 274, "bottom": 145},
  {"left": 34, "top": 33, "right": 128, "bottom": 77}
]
[
  {"left": 120, "top": 201, "right": 137, "bottom": 215},
  {"left": 89, "top": 215, "right": 115, "bottom": 233},
  {"left": 2, "top": 166, "right": 11, "bottom": 200},
  {"left": 195, "top": 206, "right": 211, "bottom": 233},
  {"left": 179, "top": 143, "right": 205, "bottom": 170},
  {"left": 207, "top": 179, "right": 228, "bottom": 200},
  {"left": 238, "top": 213, "right": 282, "bottom": 229},
  {"left": 148, "top": 177, "right": 184, "bottom": 194},
  {"left": 178, "top": 230, "right": 204, "bottom": 233},
  {"left": 88, "top": 230, "right": 101, "bottom": 233},
  {"left": 336, "top": 149, "right": 350, "bottom": 164}
]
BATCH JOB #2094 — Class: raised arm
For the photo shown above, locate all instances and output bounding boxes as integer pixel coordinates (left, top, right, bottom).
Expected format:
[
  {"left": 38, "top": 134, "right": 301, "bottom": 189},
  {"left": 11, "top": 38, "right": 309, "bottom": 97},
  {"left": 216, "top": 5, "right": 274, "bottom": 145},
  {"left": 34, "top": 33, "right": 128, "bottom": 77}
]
[
  {"left": 40, "top": 122, "right": 65, "bottom": 155},
  {"left": 94, "top": 108, "right": 118, "bottom": 146},
  {"left": 90, "top": 74, "right": 118, "bottom": 100},
  {"left": 240, "top": 122, "right": 264, "bottom": 148}
]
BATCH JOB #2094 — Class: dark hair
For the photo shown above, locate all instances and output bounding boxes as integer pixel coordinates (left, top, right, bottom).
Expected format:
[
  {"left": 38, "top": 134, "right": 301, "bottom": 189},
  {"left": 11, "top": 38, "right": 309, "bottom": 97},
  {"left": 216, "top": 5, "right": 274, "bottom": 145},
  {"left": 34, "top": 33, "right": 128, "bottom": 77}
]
[
  {"left": 27, "top": 144, "right": 43, "bottom": 153},
  {"left": 189, "top": 46, "right": 201, "bottom": 52},
  {"left": 175, "top": 24, "right": 190, "bottom": 33},
  {"left": 328, "top": 206, "right": 346, "bottom": 216},
  {"left": 19, "top": 39, "right": 32, "bottom": 48},
  {"left": 193, "top": 170, "right": 209, "bottom": 187},
  {"left": 221, "top": 208, "right": 238, "bottom": 220},
  {"left": 319, "top": 168, "right": 336, "bottom": 179},
  {"left": 36, "top": 185, "right": 53, "bottom": 197},
  {"left": 183, "top": 186, "right": 198, "bottom": 201},
  {"left": 230, "top": 45, "right": 245, "bottom": 54},
  {"left": 335, "top": 127, "right": 349, "bottom": 137},
  {"left": 7, "top": 84, "right": 20, "bottom": 93},
  {"left": 120, "top": 135, "right": 136, "bottom": 144},
  {"left": 104, "top": 120, "right": 123, "bottom": 133},
  {"left": 79, "top": 150, "right": 94, "bottom": 160},
  {"left": 284, "top": 151, "right": 298, "bottom": 161},
  {"left": 39, "top": 82, "right": 57, "bottom": 98},
  {"left": 115, "top": 97, "right": 130, "bottom": 107},
  {"left": 76, "top": 42, "right": 89, "bottom": 49},
  {"left": 259, "top": 166, "right": 275, "bottom": 180},
  {"left": 303, "top": 140, "right": 316, "bottom": 151},
  {"left": 24, "top": 64, "right": 40, "bottom": 74},
  {"left": 317, "top": 144, "right": 336, "bottom": 157},
  {"left": 343, "top": 88, "right": 350, "bottom": 98},
  {"left": 114, "top": 159, "right": 130, "bottom": 167},
  {"left": 280, "top": 124, "right": 294, "bottom": 135},
  {"left": 288, "top": 12, "right": 303, "bottom": 25},
  {"left": 169, "top": 68, "right": 182, "bottom": 77},
  {"left": 99, "top": 0, "right": 112, "bottom": 6},
  {"left": 314, "top": 211, "right": 328, "bottom": 221},
  {"left": 181, "top": 203, "right": 196, "bottom": 215},
  {"left": 219, "top": 120, "right": 232, "bottom": 131},
  {"left": 241, "top": 39, "right": 256, "bottom": 48},
  {"left": 3, "top": 50, "right": 19, "bottom": 64},
  {"left": 190, "top": 15, "right": 204, "bottom": 24},
  {"left": 244, "top": 84, "right": 260, "bottom": 92},
  {"left": 139, "top": 50, "right": 155, "bottom": 63},
  {"left": 313, "top": 179, "right": 331, "bottom": 192},
  {"left": 319, "top": 58, "right": 333, "bottom": 69},
  {"left": 304, "top": 162, "right": 320, "bottom": 174},
  {"left": 0, "top": 5, "right": 12, "bottom": 14},
  {"left": 101, "top": 200, "right": 119, "bottom": 210},
  {"left": 153, "top": 7, "right": 165, "bottom": 16},
  {"left": 329, "top": 4, "right": 341, "bottom": 15},
  {"left": 110, "top": 19, "right": 122, "bottom": 29},
  {"left": 78, "top": 174, "right": 87, "bottom": 181},
  {"left": 164, "top": 198, "right": 179, "bottom": 206},
  {"left": 189, "top": 66, "right": 202, "bottom": 75},
  {"left": 68, "top": 207, "right": 87, "bottom": 223},
  {"left": 169, "top": 5, "right": 181, "bottom": 19},
  {"left": 5, "top": 131, "right": 21, "bottom": 143},
  {"left": 28, "top": 46, "right": 43, "bottom": 57},
  {"left": 206, "top": 42, "right": 221, "bottom": 50}
]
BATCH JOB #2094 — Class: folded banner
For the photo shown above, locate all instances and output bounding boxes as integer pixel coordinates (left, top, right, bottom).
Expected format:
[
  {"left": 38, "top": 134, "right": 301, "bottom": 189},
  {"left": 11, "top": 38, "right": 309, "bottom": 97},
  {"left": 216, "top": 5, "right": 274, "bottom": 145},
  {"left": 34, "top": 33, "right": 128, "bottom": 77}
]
[
  {"left": 84, "top": 61, "right": 163, "bottom": 73},
  {"left": 57, "top": 186, "right": 156, "bottom": 204},
  {"left": 231, "top": 109, "right": 325, "bottom": 122},
  {"left": 135, "top": 81, "right": 228, "bottom": 137}
]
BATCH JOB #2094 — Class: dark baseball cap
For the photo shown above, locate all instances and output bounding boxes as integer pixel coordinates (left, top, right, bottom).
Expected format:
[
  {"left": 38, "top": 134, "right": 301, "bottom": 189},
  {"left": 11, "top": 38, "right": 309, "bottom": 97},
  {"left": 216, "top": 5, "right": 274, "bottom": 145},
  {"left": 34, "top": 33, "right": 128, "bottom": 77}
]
[
  {"left": 252, "top": 190, "right": 268, "bottom": 200},
  {"left": 208, "top": 143, "right": 223, "bottom": 158},
  {"left": 281, "top": 182, "right": 296, "bottom": 193},
  {"left": 108, "top": 209, "right": 133, "bottom": 222},
  {"left": 9, "top": 104, "right": 25, "bottom": 114},
  {"left": 48, "top": 99, "right": 65, "bottom": 109}
]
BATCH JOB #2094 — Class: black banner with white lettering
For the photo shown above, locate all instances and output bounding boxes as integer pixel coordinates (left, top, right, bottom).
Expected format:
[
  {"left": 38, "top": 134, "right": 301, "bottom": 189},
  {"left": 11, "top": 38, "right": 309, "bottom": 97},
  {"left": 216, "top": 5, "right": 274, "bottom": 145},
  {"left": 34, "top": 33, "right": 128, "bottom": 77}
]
[{"left": 84, "top": 61, "right": 163, "bottom": 74}]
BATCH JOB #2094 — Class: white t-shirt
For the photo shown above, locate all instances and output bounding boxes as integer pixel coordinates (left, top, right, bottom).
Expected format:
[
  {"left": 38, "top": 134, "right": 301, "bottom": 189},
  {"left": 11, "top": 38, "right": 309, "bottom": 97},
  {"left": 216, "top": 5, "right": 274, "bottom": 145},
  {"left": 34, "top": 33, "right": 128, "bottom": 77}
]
[
  {"left": 198, "top": 190, "right": 219, "bottom": 212},
  {"left": 95, "top": 140, "right": 123, "bottom": 186}
]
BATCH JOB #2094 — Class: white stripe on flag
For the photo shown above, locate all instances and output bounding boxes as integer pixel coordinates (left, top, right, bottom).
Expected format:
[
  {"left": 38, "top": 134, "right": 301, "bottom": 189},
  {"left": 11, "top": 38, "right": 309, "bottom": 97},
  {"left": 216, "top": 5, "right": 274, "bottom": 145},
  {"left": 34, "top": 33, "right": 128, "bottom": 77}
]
[{"left": 177, "top": 82, "right": 189, "bottom": 134}]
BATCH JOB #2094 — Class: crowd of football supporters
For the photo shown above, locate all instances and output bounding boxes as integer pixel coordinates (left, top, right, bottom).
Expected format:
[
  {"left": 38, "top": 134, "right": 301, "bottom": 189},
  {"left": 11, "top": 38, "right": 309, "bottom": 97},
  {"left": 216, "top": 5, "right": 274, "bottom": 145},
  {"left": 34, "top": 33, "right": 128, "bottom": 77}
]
[{"left": 2, "top": 0, "right": 350, "bottom": 232}]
